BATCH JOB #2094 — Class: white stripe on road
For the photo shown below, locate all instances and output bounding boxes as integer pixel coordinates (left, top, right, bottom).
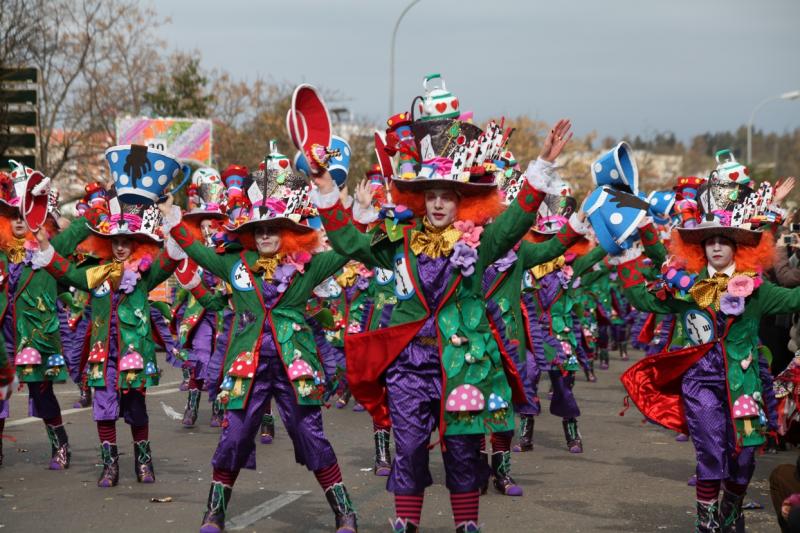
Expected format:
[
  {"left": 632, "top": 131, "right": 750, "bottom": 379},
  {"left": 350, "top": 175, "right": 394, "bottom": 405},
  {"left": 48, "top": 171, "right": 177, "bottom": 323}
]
[
  {"left": 160, "top": 401, "right": 183, "bottom": 420},
  {"left": 227, "top": 491, "right": 310, "bottom": 531},
  {"left": 5, "top": 381, "right": 183, "bottom": 427}
]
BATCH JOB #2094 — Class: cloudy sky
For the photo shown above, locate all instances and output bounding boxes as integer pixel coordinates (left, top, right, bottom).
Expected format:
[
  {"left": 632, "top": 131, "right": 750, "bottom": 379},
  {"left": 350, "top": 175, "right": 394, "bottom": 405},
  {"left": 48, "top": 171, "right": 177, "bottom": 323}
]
[{"left": 155, "top": 0, "right": 799, "bottom": 140}]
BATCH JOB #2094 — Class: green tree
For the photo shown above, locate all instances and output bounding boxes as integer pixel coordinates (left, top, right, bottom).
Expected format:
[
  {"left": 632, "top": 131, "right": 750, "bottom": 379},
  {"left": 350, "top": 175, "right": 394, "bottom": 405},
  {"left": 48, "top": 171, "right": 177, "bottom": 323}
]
[{"left": 143, "top": 53, "right": 214, "bottom": 118}]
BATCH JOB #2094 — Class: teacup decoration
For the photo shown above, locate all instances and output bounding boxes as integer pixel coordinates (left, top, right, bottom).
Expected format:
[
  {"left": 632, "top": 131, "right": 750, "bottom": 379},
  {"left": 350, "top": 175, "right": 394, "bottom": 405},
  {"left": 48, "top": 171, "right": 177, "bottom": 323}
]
[
  {"left": 415, "top": 74, "right": 460, "bottom": 121},
  {"left": 591, "top": 141, "right": 639, "bottom": 193},
  {"left": 105, "top": 144, "right": 191, "bottom": 205}
]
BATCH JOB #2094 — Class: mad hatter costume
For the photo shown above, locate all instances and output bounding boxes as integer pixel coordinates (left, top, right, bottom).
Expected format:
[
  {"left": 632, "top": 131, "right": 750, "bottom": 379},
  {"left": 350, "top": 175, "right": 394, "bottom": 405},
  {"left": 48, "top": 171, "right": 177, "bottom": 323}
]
[
  {"left": 33, "top": 187, "right": 180, "bottom": 487},
  {"left": 0, "top": 160, "right": 95, "bottom": 470},
  {"left": 311, "top": 107, "right": 579, "bottom": 531},
  {"left": 614, "top": 153, "right": 793, "bottom": 532},
  {"left": 166, "top": 143, "right": 357, "bottom": 533}
]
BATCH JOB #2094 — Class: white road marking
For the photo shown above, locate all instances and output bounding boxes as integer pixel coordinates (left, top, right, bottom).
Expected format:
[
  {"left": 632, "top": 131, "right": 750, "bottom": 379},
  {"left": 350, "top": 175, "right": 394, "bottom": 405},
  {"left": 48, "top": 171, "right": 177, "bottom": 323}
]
[
  {"left": 226, "top": 491, "right": 310, "bottom": 531},
  {"left": 160, "top": 401, "right": 183, "bottom": 420},
  {"left": 5, "top": 381, "right": 182, "bottom": 427}
]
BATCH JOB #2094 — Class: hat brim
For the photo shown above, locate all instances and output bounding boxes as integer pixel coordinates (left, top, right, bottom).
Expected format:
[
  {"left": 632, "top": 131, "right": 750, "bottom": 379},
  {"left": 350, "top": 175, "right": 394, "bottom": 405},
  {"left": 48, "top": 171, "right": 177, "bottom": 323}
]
[
  {"left": 393, "top": 178, "right": 496, "bottom": 196},
  {"left": 89, "top": 227, "right": 164, "bottom": 244},
  {"left": 183, "top": 209, "right": 227, "bottom": 220},
  {"left": 227, "top": 216, "right": 314, "bottom": 234},
  {"left": 0, "top": 199, "right": 19, "bottom": 217},
  {"left": 677, "top": 223, "right": 762, "bottom": 247}
]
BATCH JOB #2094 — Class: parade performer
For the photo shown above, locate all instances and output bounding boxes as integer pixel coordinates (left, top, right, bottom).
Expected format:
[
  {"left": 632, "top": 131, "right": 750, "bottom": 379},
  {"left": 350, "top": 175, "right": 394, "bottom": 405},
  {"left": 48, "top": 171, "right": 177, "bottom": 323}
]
[
  {"left": 311, "top": 114, "right": 583, "bottom": 532},
  {"left": 0, "top": 162, "right": 94, "bottom": 470},
  {"left": 33, "top": 190, "right": 179, "bottom": 487},
  {"left": 166, "top": 145, "right": 358, "bottom": 533},
  {"left": 616, "top": 152, "right": 794, "bottom": 532}
]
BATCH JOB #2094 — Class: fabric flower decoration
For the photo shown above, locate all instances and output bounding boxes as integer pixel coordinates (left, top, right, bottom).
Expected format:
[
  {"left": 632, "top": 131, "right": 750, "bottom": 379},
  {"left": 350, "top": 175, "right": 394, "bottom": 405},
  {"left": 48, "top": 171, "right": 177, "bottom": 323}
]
[
  {"left": 727, "top": 275, "right": 754, "bottom": 298},
  {"left": 286, "top": 251, "right": 312, "bottom": 273},
  {"left": 118, "top": 268, "right": 141, "bottom": 294},
  {"left": 273, "top": 263, "right": 297, "bottom": 293},
  {"left": 453, "top": 220, "right": 483, "bottom": 249},
  {"left": 556, "top": 266, "right": 573, "bottom": 289},
  {"left": 719, "top": 292, "right": 745, "bottom": 316},
  {"left": 347, "top": 322, "right": 362, "bottom": 334},
  {"left": 356, "top": 275, "right": 370, "bottom": 291},
  {"left": 494, "top": 249, "right": 517, "bottom": 273},
  {"left": 752, "top": 273, "right": 763, "bottom": 289},
  {"left": 450, "top": 242, "right": 478, "bottom": 277},
  {"left": 138, "top": 255, "right": 153, "bottom": 272}
]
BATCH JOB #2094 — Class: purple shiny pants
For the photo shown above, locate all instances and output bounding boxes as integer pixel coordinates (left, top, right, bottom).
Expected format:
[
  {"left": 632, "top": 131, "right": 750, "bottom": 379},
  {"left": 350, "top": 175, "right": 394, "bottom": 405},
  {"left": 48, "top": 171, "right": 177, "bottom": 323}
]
[
  {"left": 385, "top": 353, "right": 490, "bottom": 494},
  {"left": 92, "top": 349, "right": 148, "bottom": 426},
  {"left": 211, "top": 354, "right": 336, "bottom": 472},
  {"left": 682, "top": 377, "right": 756, "bottom": 484}
]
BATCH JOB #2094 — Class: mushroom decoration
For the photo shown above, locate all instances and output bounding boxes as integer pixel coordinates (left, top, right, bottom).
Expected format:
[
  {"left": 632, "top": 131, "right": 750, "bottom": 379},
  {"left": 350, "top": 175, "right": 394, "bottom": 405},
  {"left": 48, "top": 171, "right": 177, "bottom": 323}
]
[
  {"left": 487, "top": 392, "right": 509, "bottom": 421},
  {"left": 227, "top": 352, "right": 256, "bottom": 398},
  {"left": 446, "top": 384, "right": 486, "bottom": 421},
  {"left": 17, "top": 346, "right": 42, "bottom": 376},
  {"left": 45, "top": 354, "right": 66, "bottom": 377},
  {"left": 87, "top": 342, "right": 107, "bottom": 379},
  {"left": 732, "top": 394, "right": 759, "bottom": 436},
  {"left": 118, "top": 345, "right": 144, "bottom": 385},
  {"left": 288, "top": 358, "right": 315, "bottom": 397},
  {"left": 218, "top": 375, "right": 235, "bottom": 405},
  {"left": 144, "top": 361, "right": 158, "bottom": 377}
]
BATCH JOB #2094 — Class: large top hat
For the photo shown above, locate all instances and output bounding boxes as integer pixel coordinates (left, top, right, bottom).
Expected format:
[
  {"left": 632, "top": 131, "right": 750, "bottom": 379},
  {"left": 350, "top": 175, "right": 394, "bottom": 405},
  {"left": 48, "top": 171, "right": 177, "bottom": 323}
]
[
  {"left": 185, "top": 167, "right": 227, "bottom": 220},
  {"left": 5, "top": 159, "right": 52, "bottom": 230},
  {"left": 294, "top": 135, "right": 351, "bottom": 189},
  {"left": 105, "top": 144, "right": 191, "bottom": 205},
  {"left": 286, "top": 84, "right": 333, "bottom": 171},
  {"left": 585, "top": 187, "right": 649, "bottom": 255},
  {"left": 0, "top": 161, "right": 27, "bottom": 215},
  {"left": 227, "top": 142, "right": 317, "bottom": 234},
  {"left": 394, "top": 116, "right": 510, "bottom": 195},
  {"left": 591, "top": 141, "right": 639, "bottom": 193},
  {"left": 674, "top": 176, "right": 705, "bottom": 201},
  {"left": 90, "top": 187, "right": 164, "bottom": 244}
]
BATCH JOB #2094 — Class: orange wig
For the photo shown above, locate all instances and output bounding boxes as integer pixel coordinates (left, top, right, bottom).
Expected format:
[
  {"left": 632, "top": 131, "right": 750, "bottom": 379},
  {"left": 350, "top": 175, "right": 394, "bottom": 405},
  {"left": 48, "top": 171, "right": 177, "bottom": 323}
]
[
  {"left": 667, "top": 229, "right": 775, "bottom": 273},
  {"left": 236, "top": 227, "right": 321, "bottom": 255},
  {"left": 390, "top": 184, "right": 504, "bottom": 226},
  {"left": 76, "top": 233, "right": 161, "bottom": 266}
]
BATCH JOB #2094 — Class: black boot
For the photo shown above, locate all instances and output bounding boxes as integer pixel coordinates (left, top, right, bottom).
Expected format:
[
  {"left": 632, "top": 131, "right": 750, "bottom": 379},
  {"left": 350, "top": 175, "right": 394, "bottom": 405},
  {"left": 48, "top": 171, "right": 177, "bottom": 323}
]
[
  {"left": 210, "top": 399, "right": 223, "bottom": 428},
  {"left": 562, "top": 418, "right": 583, "bottom": 453},
  {"left": 180, "top": 366, "right": 191, "bottom": 392},
  {"left": 512, "top": 415, "right": 534, "bottom": 452},
  {"left": 696, "top": 499, "right": 720, "bottom": 533},
  {"left": 719, "top": 489, "right": 745, "bottom": 533},
  {"left": 134, "top": 440, "right": 155, "bottom": 483},
  {"left": 455, "top": 521, "right": 481, "bottom": 533},
  {"left": 97, "top": 442, "right": 119, "bottom": 488},
  {"left": 491, "top": 451, "right": 523, "bottom": 496},
  {"left": 619, "top": 342, "right": 629, "bottom": 361},
  {"left": 585, "top": 359, "right": 597, "bottom": 382},
  {"left": 336, "top": 388, "right": 352, "bottom": 409},
  {"left": 260, "top": 413, "right": 275, "bottom": 444},
  {"left": 373, "top": 429, "right": 392, "bottom": 476},
  {"left": 46, "top": 424, "right": 71, "bottom": 470},
  {"left": 183, "top": 389, "right": 201, "bottom": 427},
  {"left": 200, "top": 481, "right": 232, "bottom": 533},
  {"left": 324, "top": 482, "right": 357, "bottom": 532},
  {"left": 73, "top": 382, "right": 92, "bottom": 408}
]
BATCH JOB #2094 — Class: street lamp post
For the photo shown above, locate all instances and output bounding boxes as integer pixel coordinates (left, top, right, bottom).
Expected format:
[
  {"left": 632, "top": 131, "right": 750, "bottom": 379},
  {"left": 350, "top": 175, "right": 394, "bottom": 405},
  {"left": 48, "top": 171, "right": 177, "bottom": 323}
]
[
  {"left": 747, "top": 89, "right": 800, "bottom": 164},
  {"left": 389, "top": 0, "right": 421, "bottom": 116}
]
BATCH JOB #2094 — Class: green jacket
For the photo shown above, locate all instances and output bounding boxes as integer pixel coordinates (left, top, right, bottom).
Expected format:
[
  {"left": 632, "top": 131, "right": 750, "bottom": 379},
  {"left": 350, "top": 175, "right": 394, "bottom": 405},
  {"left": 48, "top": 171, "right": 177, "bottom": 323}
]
[
  {"left": 171, "top": 222, "right": 349, "bottom": 410},
  {"left": 43, "top": 248, "right": 178, "bottom": 389},
  {"left": 318, "top": 183, "right": 553, "bottom": 436},
  {"left": 13, "top": 220, "right": 92, "bottom": 382}
]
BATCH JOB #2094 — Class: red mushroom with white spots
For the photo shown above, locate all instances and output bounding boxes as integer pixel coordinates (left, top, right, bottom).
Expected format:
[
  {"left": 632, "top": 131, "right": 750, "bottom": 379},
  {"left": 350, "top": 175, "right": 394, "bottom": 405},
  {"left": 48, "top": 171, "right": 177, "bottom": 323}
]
[
  {"left": 87, "top": 342, "right": 107, "bottom": 379},
  {"left": 228, "top": 352, "right": 256, "bottom": 397},
  {"left": 17, "top": 346, "right": 42, "bottom": 376},
  {"left": 732, "top": 394, "right": 759, "bottom": 436}
]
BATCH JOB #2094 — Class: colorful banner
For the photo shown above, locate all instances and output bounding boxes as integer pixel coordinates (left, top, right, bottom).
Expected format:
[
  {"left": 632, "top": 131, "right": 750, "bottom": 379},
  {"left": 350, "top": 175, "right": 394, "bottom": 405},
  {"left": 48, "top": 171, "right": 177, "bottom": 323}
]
[{"left": 116, "top": 117, "right": 213, "bottom": 165}]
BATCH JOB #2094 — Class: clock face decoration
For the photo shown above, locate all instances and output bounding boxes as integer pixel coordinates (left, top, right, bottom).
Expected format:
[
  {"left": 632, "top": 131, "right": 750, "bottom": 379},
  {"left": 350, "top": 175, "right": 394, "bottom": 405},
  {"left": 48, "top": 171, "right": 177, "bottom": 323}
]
[{"left": 683, "top": 310, "right": 714, "bottom": 345}]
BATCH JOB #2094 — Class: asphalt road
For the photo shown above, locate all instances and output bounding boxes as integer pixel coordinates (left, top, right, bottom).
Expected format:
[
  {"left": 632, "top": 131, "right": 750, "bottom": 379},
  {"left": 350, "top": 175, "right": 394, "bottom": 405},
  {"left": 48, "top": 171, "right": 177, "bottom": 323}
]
[{"left": 0, "top": 351, "right": 788, "bottom": 532}]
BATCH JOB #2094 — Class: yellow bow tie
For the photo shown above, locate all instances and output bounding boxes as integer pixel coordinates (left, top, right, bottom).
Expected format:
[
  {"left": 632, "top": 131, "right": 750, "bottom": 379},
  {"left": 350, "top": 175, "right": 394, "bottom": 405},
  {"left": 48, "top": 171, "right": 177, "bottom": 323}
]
[
  {"left": 254, "top": 254, "right": 282, "bottom": 280},
  {"left": 336, "top": 262, "right": 360, "bottom": 288},
  {"left": 531, "top": 256, "right": 566, "bottom": 280},
  {"left": 85, "top": 261, "right": 124, "bottom": 291},
  {"left": 409, "top": 218, "right": 462, "bottom": 259},
  {"left": 5, "top": 238, "right": 26, "bottom": 264},
  {"left": 689, "top": 272, "right": 730, "bottom": 310}
]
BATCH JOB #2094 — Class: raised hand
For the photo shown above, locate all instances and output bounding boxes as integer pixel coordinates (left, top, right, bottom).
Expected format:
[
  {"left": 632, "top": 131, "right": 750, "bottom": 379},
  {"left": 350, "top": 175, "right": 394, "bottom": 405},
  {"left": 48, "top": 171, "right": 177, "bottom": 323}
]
[
  {"left": 354, "top": 179, "right": 375, "bottom": 210},
  {"left": 774, "top": 176, "right": 796, "bottom": 204},
  {"left": 539, "top": 119, "right": 573, "bottom": 163},
  {"left": 33, "top": 226, "right": 51, "bottom": 251}
]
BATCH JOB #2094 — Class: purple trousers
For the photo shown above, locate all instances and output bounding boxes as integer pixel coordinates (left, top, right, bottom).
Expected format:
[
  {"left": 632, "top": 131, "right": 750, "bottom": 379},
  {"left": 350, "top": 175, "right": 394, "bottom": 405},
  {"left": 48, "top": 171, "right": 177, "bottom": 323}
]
[
  {"left": 187, "top": 312, "right": 216, "bottom": 380},
  {"left": 524, "top": 348, "right": 580, "bottom": 419},
  {"left": 682, "top": 376, "right": 756, "bottom": 484},
  {"left": 385, "top": 343, "right": 490, "bottom": 495},
  {"left": 92, "top": 343, "right": 148, "bottom": 425},
  {"left": 212, "top": 354, "right": 336, "bottom": 472}
]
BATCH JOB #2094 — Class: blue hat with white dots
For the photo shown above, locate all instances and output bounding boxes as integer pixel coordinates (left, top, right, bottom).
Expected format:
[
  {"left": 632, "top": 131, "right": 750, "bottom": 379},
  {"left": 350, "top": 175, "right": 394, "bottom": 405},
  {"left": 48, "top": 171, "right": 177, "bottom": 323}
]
[
  {"left": 487, "top": 392, "right": 508, "bottom": 412},
  {"left": 591, "top": 141, "right": 638, "bottom": 194},
  {"left": 105, "top": 144, "right": 192, "bottom": 205}
]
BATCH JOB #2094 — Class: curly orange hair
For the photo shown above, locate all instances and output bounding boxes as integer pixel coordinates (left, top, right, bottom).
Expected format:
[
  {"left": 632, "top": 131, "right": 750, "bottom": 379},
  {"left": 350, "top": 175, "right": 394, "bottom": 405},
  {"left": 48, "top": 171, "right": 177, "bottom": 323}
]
[
  {"left": 76, "top": 233, "right": 160, "bottom": 265},
  {"left": 0, "top": 216, "right": 33, "bottom": 250},
  {"left": 236, "top": 227, "right": 321, "bottom": 255},
  {"left": 667, "top": 229, "right": 775, "bottom": 273},
  {"left": 390, "top": 185, "right": 504, "bottom": 226}
]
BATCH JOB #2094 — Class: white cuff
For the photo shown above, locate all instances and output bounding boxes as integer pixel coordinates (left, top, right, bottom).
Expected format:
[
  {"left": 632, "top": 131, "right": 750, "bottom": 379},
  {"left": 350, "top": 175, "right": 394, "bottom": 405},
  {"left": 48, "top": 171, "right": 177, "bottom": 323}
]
[
  {"left": 523, "top": 158, "right": 554, "bottom": 192},
  {"left": 161, "top": 205, "right": 183, "bottom": 233},
  {"left": 606, "top": 246, "right": 643, "bottom": 266},
  {"left": 567, "top": 213, "right": 591, "bottom": 235},
  {"left": 637, "top": 216, "right": 654, "bottom": 229},
  {"left": 165, "top": 235, "right": 188, "bottom": 261},
  {"left": 352, "top": 202, "right": 379, "bottom": 225},
  {"left": 31, "top": 246, "right": 55, "bottom": 270},
  {"left": 310, "top": 188, "right": 341, "bottom": 209},
  {"left": 342, "top": 195, "right": 354, "bottom": 210}
]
